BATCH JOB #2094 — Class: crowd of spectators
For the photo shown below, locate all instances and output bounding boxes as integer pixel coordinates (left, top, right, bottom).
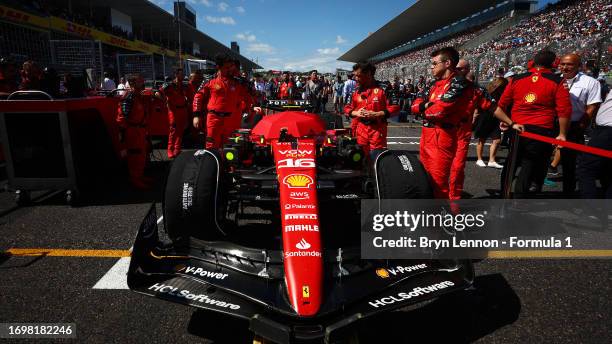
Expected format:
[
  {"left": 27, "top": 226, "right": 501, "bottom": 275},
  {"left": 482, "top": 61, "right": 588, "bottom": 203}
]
[{"left": 375, "top": 0, "right": 611, "bottom": 83}]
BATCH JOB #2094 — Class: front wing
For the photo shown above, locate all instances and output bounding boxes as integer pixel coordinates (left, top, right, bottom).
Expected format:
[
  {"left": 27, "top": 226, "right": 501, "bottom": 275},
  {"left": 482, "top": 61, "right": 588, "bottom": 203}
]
[{"left": 128, "top": 205, "right": 474, "bottom": 343}]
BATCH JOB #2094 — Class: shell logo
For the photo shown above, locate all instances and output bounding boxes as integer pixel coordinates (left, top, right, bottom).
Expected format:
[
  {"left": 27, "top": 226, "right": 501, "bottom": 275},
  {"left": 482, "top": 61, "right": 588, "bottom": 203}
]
[
  {"left": 376, "top": 268, "right": 390, "bottom": 279},
  {"left": 283, "top": 174, "right": 313, "bottom": 188},
  {"left": 524, "top": 92, "right": 537, "bottom": 103}
]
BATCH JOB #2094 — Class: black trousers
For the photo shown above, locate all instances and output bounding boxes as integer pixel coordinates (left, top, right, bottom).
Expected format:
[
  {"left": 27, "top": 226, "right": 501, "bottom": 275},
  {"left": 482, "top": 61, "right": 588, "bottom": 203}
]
[
  {"left": 577, "top": 125, "right": 612, "bottom": 199},
  {"left": 560, "top": 122, "right": 585, "bottom": 196},
  {"left": 501, "top": 125, "right": 555, "bottom": 198}
]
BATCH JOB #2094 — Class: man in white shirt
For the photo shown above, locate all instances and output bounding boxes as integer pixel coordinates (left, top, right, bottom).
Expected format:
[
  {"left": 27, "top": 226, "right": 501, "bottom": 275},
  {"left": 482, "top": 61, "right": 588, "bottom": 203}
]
[
  {"left": 577, "top": 91, "right": 611, "bottom": 198},
  {"left": 100, "top": 72, "right": 116, "bottom": 91},
  {"left": 342, "top": 74, "right": 356, "bottom": 104},
  {"left": 558, "top": 53, "right": 601, "bottom": 196}
]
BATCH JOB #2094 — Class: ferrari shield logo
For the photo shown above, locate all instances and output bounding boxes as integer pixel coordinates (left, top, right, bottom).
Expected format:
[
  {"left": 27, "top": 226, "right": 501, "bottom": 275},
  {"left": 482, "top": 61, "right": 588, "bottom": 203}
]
[
  {"left": 532, "top": 76, "right": 539, "bottom": 83},
  {"left": 374, "top": 88, "right": 380, "bottom": 94},
  {"left": 302, "top": 285, "right": 310, "bottom": 298},
  {"left": 214, "top": 84, "right": 221, "bottom": 90},
  {"left": 430, "top": 92, "right": 436, "bottom": 101}
]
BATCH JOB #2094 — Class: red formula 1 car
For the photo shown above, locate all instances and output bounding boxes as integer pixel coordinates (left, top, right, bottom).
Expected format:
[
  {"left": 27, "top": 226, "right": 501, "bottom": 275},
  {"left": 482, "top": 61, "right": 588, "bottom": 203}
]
[{"left": 127, "top": 111, "right": 473, "bottom": 343}]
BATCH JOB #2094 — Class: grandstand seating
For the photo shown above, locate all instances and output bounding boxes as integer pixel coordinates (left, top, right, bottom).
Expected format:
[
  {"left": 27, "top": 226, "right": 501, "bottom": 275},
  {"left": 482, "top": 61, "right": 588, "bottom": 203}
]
[{"left": 375, "top": 0, "right": 611, "bottom": 83}]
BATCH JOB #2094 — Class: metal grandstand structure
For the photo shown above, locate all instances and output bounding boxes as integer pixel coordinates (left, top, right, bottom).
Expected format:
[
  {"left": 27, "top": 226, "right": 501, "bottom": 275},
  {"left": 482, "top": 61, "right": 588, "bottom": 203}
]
[
  {"left": 50, "top": 40, "right": 104, "bottom": 87},
  {"left": 117, "top": 53, "right": 156, "bottom": 82}
]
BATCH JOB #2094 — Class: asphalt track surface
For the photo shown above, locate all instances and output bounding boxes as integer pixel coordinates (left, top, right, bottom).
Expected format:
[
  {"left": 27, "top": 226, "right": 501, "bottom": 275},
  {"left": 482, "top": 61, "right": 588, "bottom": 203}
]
[{"left": 1, "top": 120, "right": 611, "bottom": 343}]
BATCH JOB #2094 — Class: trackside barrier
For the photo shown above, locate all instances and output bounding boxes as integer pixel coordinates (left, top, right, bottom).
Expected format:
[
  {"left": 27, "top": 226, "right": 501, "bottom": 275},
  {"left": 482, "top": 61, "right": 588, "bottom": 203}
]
[{"left": 502, "top": 130, "right": 612, "bottom": 199}]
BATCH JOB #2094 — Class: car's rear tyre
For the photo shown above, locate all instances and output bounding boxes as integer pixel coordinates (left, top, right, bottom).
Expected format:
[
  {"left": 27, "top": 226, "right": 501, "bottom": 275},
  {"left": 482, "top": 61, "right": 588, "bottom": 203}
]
[
  {"left": 163, "top": 149, "right": 226, "bottom": 244},
  {"left": 374, "top": 150, "right": 433, "bottom": 198}
]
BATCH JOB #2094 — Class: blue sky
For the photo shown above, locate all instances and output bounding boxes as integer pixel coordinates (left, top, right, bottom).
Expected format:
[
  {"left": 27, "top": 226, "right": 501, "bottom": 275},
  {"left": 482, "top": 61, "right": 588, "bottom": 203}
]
[{"left": 148, "top": 0, "right": 557, "bottom": 72}]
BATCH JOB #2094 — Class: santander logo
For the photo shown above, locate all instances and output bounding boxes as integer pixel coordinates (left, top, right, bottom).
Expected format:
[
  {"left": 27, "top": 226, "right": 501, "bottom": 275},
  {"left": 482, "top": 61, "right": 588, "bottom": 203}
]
[{"left": 296, "top": 238, "right": 311, "bottom": 250}]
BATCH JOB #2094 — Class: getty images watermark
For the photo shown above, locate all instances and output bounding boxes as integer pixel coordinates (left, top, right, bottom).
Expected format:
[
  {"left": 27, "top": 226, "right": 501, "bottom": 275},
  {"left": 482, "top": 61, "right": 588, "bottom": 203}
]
[{"left": 361, "top": 199, "right": 612, "bottom": 259}]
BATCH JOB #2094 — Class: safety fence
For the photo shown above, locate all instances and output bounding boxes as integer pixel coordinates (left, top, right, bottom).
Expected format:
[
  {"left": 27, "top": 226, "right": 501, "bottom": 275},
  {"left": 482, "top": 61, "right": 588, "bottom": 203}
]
[{"left": 50, "top": 40, "right": 103, "bottom": 87}]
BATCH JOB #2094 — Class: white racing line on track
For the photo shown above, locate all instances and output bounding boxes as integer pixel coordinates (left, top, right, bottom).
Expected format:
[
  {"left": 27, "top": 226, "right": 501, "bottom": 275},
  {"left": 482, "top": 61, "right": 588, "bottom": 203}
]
[
  {"left": 92, "top": 215, "right": 163, "bottom": 290},
  {"left": 388, "top": 141, "right": 491, "bottom": 146}
]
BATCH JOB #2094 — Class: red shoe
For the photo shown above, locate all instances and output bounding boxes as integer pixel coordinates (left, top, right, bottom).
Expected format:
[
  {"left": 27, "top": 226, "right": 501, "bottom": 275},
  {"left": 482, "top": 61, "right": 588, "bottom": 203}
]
[{"left": 167, "top": 151, "right": 175, "bottom": 160}]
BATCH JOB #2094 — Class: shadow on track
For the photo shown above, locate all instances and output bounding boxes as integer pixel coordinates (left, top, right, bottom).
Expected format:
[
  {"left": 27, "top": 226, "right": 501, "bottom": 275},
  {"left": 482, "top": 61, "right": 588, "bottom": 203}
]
[{"left": 184, "top": 273, "right": 520, "bottom": 343}]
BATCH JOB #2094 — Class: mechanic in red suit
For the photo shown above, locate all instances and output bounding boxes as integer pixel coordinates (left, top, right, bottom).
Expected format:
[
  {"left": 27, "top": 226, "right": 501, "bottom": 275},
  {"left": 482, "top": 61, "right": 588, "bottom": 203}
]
[
  {"left": 278, "top": 72, "right": 294, "bottom": 99},
  {"left": 498, "top": 50, "right": 572, "bottom": 198},
  {"left": 410, "top": 48, "right": 481, "bottom": 198},
  {"left": 116, "top": 73, "right": 153, "bottom": 189},
  {"left": 160, "top": 68, "right": 191, "bottom": 159},
  {"left": 344, "top": 61, "right": 391, "bottom": 161},
  {"left": 448, "top": 59, "right": 521, "bottom": 200},
  {"left": 192, "top": 54, "right": 255, "bottom": 150}
]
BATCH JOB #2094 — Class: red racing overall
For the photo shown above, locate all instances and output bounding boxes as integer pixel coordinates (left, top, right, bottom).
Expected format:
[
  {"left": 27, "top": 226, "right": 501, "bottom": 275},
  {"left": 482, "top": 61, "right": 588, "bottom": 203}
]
[
  {"left": 279, "top": 81, "right": 294, "bottom": 99},
  {"left": 412, "top": 73, "right": 473, "bottom": 199},
  {"left": 449, "top": 85, "right": 495, "bottom": 200},
  {"left": 193, "top": 74, "right": 252, "bottom": 149},
  {"left": 161, "top": 81, "right": 190, "bottom": 159},
  {"left": 117, "top": 91, "right": 150, "bottom": 188},
  {"left": 344, "top": 85, "right": 389, "bottom": 158}
]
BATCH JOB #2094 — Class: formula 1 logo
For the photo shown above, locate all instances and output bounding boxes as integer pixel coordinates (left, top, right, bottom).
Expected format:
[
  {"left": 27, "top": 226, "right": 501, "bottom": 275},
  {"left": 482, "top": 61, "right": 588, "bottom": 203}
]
[
  {"left": 296, "top": 238, "right": 311, "bottom": 250},
  {"left": 283, "top": 174, "right": 314, "bottom": 188}
]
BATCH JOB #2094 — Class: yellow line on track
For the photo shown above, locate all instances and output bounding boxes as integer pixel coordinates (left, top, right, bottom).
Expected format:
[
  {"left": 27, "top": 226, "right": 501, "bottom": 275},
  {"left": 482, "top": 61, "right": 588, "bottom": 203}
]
[
  {"left": 4, "top": 249, "right": 612, "bottom": 259},
  {"left": 487, "top": 250, "right": 612, "bottom": 258},
  {"left": 4, "top": 248, "right": 131, "bottom": 258}
]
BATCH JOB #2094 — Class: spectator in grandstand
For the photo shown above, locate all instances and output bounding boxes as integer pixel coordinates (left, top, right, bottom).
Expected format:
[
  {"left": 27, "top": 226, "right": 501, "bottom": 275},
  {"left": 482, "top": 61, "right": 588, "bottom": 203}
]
[
  {"left": 342, "top": 74, "right": 356, "bottom": 104},
  {"left": 344, "top": 61, "right": 391, "bottom": 161},
  {"left": 474, "top": 77, "right": 508, "bottom": 169},
  {"left": 577, "top": 91, "right": 612, "bottom": 199},
  {"left": 0, "top": 57, "right": 18, "bottom": 97},
  {"left": 555, "top": 53, "right": 602, "bottom": 196},
  {"left": 18, "top": 60, "right": 42, "bottom": 91},
  {"left": 498, "top": 50, "right": 572, "bottom": 198},
  {"left": 101, "top": 72, "right": 116, "bottom": 91},
  {"left": 116, "top": 73, "right": 153, "bottom": 190},
  {"left": 333, "top": 75, "right": 344, "bottom": 114}
]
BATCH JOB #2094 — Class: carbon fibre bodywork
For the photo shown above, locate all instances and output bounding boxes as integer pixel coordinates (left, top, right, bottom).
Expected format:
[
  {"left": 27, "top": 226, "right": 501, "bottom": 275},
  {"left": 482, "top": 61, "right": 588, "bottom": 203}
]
[{"left": 128, "top": 205, "right": 474, "bottom": 343}]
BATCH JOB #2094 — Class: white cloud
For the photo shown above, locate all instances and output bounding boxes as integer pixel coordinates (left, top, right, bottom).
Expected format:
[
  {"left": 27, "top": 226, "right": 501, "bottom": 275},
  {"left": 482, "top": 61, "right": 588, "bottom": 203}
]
[
  {"left": 335, "top": 35, "right": 347, "bottom": 44},
  {"left": 205, "top": 16, "right": 236, "bottom": 25},
  {"left": 316, "top": 47, "right": 340, "bottom": 55},
  {"left": 217, "top": 2, "right": 229, "bottom": 12},
  {"left": 246, "top": 43, "right": 275, "bottom": 54},
  {"left": 200, "top": 0, "right": 213, "bottom": 7},
  {"left": 235, "top": 6, "right": 246, "bottom": 14},
  {"left": 276, "top": 47, "right": 352, "bottom": 73},
  {"left": 236, "top": 32, "right": 257, "bottom": 42}
]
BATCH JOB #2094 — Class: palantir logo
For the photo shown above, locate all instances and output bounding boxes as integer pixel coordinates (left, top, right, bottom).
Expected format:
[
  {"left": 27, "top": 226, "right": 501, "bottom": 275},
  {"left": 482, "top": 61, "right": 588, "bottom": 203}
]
[{"left": 296, "top": 238, "right": 311, "bottom": 250}]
